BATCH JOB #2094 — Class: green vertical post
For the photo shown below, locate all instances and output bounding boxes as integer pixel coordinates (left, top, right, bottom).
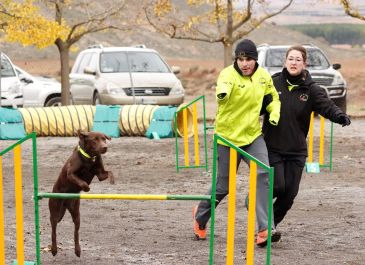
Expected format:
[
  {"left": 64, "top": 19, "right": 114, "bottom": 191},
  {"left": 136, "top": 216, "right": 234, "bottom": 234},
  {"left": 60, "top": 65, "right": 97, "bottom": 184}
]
[
  {"left": 266, "top": 166, "right": 274, "bottom": 265},
  {"left": 31, "top": 133, "right": 41, "bottom": 265},
  {"left": 209, "top": 134, "right": 218, "bottom": 265}
]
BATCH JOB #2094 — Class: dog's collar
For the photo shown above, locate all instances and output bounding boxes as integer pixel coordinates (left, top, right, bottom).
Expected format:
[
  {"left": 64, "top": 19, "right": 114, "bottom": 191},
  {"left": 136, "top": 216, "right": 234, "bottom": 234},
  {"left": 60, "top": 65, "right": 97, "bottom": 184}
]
[{"left": 77, "top": 145, "right": 96, "bottom": 162}]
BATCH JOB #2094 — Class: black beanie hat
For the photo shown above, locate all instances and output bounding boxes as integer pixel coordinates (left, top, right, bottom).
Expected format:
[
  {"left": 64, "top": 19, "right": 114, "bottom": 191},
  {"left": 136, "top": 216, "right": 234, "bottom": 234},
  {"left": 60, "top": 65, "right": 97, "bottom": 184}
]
[{"left": 235, "top": 39, "right": 258, "bottom": 61}]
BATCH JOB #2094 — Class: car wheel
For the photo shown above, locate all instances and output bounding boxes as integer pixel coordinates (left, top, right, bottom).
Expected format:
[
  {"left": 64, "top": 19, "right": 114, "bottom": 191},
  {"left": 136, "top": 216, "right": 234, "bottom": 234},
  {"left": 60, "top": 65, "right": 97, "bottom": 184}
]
[
  {"left": 45, "top": 97, "right": 62, "bottom": 107},
  {"left": 93, "top": 92, "right": 101, "bottom": 105},
  {"left": 333, "top": 94, "right": 347, "bottom": 114}
]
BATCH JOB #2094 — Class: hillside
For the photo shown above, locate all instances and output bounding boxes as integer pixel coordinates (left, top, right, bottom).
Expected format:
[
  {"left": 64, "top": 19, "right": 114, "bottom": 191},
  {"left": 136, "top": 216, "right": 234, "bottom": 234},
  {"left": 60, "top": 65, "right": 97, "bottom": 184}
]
[
  {"left": 2, "top": 22, "right": 365, "bottom": 62},
  {"left": 2, "top": 19, "right": 365, "bottom": 117}
]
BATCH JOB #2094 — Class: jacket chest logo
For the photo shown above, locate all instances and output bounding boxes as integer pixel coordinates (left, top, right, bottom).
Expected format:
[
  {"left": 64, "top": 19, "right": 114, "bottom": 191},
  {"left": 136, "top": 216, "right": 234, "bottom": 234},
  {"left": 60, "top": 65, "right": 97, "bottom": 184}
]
[
  {"left": 299, "top": 93, "right": 309, "bottom": 101},
  {"left": 238, "top": 84, "right": 245, "bottom": 89}
]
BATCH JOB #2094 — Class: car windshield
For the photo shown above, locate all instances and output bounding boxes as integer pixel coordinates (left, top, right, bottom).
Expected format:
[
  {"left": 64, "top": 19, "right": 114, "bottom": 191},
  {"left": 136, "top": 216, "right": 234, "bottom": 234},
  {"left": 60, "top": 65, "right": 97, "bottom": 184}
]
[
  {"left": 100, "top": 51, "right": 170, "bottom": 73},
  {"left": 266, "top": 48, "right": 330, "bottom": 70},
  {"left": 1, "top": 56, "right": 16, "bottom": 77}
]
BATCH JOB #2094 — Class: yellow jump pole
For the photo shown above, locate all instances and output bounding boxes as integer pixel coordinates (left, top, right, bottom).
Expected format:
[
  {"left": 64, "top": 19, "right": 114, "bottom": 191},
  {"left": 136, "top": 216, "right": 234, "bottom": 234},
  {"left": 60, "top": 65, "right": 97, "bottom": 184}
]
[
  {"left": 0, "top": 156, "right": 5, "bottom": 265},
  {"left": 319, "top": 116, "right": 325, "bottom": 165},
  {"left": 308, "top": 112, "right": 314, "bottom": 163},
  {"left": 183, "top": 108, "right": 190, "bottom": 166},
  {"left": 192, "top": 103, "right": 200, "bottom": 166},
  {"left": 246, "top": 161, "right": 257, "bottom": 265},
  {"left": 14, "top": 145, "right": 25, "bottom": 265},
  {"left": 226, "top": 148, "right": 237, "bottom": 265}
]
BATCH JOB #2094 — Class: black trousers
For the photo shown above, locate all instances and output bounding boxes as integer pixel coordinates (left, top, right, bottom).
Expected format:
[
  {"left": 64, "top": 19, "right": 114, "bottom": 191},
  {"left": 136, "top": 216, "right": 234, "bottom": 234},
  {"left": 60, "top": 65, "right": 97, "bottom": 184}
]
[{"left": 269, "top": 152, "right": 306, "bottom": 227}]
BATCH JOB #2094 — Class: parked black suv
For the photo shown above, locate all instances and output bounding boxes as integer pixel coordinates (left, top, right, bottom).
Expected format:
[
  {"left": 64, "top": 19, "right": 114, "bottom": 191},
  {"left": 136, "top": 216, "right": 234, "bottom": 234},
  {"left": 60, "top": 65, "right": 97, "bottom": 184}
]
[{"left": 257, "top": 44, "right": 347, "bottom": 112}]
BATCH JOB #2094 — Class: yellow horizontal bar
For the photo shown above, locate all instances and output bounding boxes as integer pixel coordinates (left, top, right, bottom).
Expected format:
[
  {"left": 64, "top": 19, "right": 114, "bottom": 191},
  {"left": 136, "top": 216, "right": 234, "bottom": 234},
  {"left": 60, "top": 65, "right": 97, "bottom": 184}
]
[{"left": 79, "top": 194, "right": 168, "bottom": 200}]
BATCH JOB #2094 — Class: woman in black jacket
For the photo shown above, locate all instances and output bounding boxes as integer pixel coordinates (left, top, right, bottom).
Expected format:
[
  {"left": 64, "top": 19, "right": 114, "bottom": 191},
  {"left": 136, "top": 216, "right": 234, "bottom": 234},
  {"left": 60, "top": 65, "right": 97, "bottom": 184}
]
[{"left": 262, "top": 45, "right": 351, "bottom": 231}]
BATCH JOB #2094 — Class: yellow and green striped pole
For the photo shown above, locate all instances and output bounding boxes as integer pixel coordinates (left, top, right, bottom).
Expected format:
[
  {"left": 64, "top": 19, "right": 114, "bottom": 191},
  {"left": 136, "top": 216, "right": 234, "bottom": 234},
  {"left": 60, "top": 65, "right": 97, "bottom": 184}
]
[
  {"left": 226, "top": 148, "right": 237, "bottom": 265},
  {"left": 308, "top": 112, "right": 315, "bottom": 163},
  {"left": 183, "top": 108, "right": 190, "bottom": 166},
  {"left": 193, "top": 103, "right": 200, "bottom": 166},
  {"left": 319, "top": 116, "right": 325, "bottom": 165},
  {"left": 175, "top": 95, "right": 208, "bottom": 172},
  {"left": 246, "top": 161, "right": 257, "bottom": 265},
  {"left": 14, "top": 146, "right": 25, "bottom": 265},
  {"left": 38, "top": 193, "right": 211, "bottom": 201}
]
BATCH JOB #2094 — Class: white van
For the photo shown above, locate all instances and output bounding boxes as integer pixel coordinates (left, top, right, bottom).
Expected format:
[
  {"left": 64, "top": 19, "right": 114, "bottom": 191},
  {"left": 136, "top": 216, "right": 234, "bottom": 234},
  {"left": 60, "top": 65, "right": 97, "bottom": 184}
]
[
  {"left": 0, "top": 52, "right": 23, "bottom": 108},
  {"left": 70, "top": 45, "right": 185, "bottom": 106}
]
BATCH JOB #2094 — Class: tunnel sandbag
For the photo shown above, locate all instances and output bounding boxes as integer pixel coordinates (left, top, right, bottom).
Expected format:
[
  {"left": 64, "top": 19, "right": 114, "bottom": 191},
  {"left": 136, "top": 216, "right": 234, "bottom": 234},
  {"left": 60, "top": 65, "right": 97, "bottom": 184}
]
[
  {"left": 92, "top": 105, "right": 121, "bottom": 138},
  {"left": 174, "top": 104, "right": 194, "bottom": 138},
  {"left": 18, "top": 105, "right": 95, "bottom": 136},
  {"left": 119, "top": 105, "right": 158, "bottom": 136},
  {"left": 145, "top": 106, "right": 177, "bottom": 139},
  {"left": 0, "top": 107, "right": 26, "bottom": 140}
]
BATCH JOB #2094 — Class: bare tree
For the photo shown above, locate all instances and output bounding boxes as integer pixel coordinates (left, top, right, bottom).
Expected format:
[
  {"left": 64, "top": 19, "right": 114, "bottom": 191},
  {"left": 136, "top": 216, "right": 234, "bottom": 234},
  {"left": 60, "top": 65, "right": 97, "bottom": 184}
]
[
  {"left": 340, "top": 0, "right": 365, "bottom": 21},
  {"left": 48, "top": 0, "right": 132, "bottom": 105},
  {"left": 144, "top": 0, "right": 293, "bottom": 66}
]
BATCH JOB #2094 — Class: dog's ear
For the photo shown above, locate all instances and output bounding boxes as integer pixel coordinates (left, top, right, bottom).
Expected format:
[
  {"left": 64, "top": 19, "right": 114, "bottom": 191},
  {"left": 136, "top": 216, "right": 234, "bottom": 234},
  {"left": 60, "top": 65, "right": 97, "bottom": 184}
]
[
  {"left": 104, "top": 134, "right": 111, "bottom": 141},
  {"left": 78, "top": 130, "right": 89, "bottom": 140}
]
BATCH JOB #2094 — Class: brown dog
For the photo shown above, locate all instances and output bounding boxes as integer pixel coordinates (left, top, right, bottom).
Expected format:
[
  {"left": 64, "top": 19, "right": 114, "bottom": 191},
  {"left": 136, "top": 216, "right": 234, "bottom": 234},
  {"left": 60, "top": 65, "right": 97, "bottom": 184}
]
[{"left": 49, "top": 131, "right": 115, "bottom": 257}]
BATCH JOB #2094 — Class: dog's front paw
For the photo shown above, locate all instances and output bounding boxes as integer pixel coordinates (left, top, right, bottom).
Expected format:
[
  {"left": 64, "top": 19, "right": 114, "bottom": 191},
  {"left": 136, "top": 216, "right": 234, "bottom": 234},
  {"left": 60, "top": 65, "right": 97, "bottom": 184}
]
[{"left": 82, "top": 184, "right": 90, "bottom": 192}]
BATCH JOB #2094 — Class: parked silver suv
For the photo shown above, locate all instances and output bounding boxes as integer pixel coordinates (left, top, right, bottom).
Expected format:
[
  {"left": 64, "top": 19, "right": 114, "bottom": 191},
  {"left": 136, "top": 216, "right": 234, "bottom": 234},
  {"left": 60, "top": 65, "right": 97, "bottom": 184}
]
[
  {"left": 257, "top": 44, "right": 347, "bottom": 112},
  {"left": 70, "top": 45, "right": 185, "bottom": 106}
]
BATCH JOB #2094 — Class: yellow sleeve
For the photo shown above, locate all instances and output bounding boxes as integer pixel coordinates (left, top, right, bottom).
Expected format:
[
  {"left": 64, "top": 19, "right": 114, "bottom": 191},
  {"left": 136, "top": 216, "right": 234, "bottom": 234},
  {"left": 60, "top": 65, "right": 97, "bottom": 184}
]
[
  {"left": 265, "top": 77, "right": 281, "bottom": 125},
  {"left": 216, "top": 68, "right": 233, "bottom": 104}
]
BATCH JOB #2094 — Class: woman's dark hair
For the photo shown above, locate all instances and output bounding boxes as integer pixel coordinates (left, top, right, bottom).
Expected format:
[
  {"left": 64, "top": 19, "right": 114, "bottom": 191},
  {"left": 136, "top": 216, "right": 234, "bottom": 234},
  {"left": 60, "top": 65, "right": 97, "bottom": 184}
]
[{"left": 286, "top": 45, "right": 307, "bottom": 62}]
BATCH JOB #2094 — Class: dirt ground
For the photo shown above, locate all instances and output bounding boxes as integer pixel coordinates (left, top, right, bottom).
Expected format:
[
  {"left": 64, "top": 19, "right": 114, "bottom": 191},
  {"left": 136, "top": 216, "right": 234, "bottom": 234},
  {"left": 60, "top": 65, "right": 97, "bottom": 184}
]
[{"left": 1, "top": 117, "right": 364, "bottom": 264}]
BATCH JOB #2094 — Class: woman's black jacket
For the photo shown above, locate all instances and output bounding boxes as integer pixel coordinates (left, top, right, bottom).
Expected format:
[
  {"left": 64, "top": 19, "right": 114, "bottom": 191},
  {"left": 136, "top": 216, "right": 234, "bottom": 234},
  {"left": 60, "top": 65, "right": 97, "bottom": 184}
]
[{"left": 262, "top": 68, "right": 344, "bottom": 156}]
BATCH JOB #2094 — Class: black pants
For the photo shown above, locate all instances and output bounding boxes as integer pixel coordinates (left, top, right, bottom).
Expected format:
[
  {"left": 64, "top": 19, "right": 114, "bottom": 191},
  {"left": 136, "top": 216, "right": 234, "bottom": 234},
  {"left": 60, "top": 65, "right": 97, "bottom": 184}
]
[{"left": 269, "top": 152, "right": 306, "bottom": 227}]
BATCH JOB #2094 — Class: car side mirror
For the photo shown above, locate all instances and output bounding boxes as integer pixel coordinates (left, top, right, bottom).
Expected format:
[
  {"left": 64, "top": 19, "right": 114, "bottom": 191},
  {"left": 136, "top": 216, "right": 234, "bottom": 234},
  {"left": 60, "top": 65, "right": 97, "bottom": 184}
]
[
  {"left": 84, "top": 66, "right": 97, "bottom": 75},
  {"left": 171, "top": 66, "right": 181, "bottom": 75},
  {"left": 333, "top": 63, "right": 341, "bottom": 70},
  {"left": 19, "top": 74, "right": 33, "bottom": 84}
]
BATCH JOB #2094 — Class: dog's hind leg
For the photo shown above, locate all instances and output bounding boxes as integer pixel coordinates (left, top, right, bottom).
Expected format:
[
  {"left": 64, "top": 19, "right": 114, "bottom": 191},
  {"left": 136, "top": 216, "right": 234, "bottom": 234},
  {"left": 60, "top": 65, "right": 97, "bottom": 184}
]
[
  {"left": 49, "top": 199, "right": 66, "bottom": 256},
  {"left": 69, "top": 199, "right": 81, "bottom": 257}
]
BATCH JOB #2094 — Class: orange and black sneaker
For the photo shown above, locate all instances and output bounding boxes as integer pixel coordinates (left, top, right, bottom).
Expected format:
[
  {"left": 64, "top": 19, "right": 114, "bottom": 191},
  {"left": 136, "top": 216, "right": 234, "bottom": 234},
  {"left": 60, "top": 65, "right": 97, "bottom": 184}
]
[
  {"left": 193, "top": 206, "right": 207, "bottom": 240},
  {"left": 256, "top": 229, "right": 281, "bottom": 247}
]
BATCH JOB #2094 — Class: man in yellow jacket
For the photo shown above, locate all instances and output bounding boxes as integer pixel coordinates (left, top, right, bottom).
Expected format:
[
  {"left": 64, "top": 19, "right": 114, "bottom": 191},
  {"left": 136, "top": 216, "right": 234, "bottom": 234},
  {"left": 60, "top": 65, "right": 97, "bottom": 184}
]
[{"left": 193, "top": 39, "right": 281, "bottom": 247}]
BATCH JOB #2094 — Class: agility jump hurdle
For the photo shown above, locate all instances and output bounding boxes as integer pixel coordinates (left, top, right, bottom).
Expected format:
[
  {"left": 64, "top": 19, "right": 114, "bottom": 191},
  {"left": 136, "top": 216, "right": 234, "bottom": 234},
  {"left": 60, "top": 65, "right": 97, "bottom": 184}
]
[
  {"left": 35, "top": 194, "right": 214, "bottom": 264},
  {"left": 307, "top": 112, "right": 334, "bottom": 172},
  {"left": 211, "top": 134, "right": 274, "bottom": 265},
  {"left": 0, "top": 132, "right": 38, "bottom": 265},
  {"left": 2, "top": 132, "right": 274, "bottom": 264},
  {"left": 174, "top": 95, "right": 208, "bottom": 172},
  {"left": 1, "top": 133, "right": 215, "bottom": 265}
]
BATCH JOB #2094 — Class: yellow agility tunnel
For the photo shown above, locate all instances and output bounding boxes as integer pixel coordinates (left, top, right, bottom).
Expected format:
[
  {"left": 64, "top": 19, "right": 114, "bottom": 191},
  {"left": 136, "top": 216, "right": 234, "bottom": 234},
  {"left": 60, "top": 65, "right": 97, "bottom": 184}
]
[{"left": 15, "top": 104, "right": 193, "bottom": 138}]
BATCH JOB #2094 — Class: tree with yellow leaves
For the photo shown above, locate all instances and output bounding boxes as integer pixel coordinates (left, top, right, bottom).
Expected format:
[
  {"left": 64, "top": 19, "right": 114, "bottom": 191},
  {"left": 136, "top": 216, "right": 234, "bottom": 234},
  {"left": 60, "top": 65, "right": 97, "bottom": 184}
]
[
  {"left": 144, "top": 0, "right": 293, "bottom": 66},
  {"left": 340, "top": 0, "right": 365, "bottom": 21},
  {"left": 0, "top": 0, "right": 67, "bottom": 48},
  {"left": 1, "top": 0, "right": 130, "bottom": 105}
]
